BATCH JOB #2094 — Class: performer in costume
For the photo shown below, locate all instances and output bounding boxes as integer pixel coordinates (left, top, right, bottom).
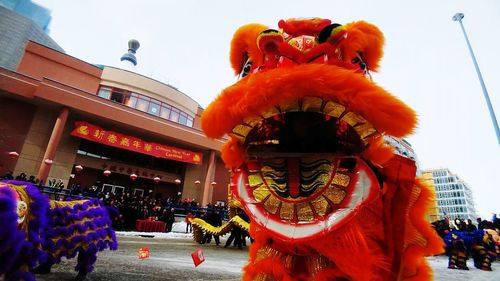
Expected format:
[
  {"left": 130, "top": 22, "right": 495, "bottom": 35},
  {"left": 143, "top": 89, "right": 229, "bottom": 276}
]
[
  {"left": 191, "top": 199, "right": 249, "bottom": 245},
  {"left": 444, "top": 230, "right": 494, "bottom": 271},
  {"left": 0, "top": 181, "right": 117, "bottom": 281},
  {"left": 201, "top": 18, "right": 443, "bottom": 280},
  {"left": 444, "top": 233, "right": 469, "bottom": 270}
]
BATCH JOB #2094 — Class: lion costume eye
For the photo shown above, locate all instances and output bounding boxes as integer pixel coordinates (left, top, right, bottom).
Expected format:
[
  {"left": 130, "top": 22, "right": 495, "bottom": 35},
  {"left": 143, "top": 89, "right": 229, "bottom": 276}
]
[
  {"left": 240, "top": 58, "right": 253, "bottom": 78},
  {"left": 257, "top": 29, "right": 284, "bottom": 55},
  {"left": 318, "top": 23, "right": 344, "bottom": 44}
]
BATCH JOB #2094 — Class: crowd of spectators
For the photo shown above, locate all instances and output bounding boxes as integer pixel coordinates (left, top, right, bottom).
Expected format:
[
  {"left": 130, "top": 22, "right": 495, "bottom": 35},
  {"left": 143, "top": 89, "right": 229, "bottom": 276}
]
[
  {"left": 1, "top": 172, "right": 39, "bottom": 184},
  {"left": 97, "top": 190, "right": 228, "bottom": 232},
  {"left": 6, "top": 172, "right": 497, "bottom": 254},
  {"left": 1, "top": 172, "right": 229, "bottom": 233},
  {"left": 432, "top": 217, "right": 500, "bottom": 238}
]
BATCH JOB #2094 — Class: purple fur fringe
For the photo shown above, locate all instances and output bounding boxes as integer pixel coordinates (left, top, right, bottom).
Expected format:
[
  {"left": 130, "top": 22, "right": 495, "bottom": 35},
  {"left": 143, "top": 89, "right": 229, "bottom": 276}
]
[
  {"left": 0, "top": 180, "right": 49, "bottom": 279},
  {"left": 0, "top": 180, "right": 118, "bottom": 280}
]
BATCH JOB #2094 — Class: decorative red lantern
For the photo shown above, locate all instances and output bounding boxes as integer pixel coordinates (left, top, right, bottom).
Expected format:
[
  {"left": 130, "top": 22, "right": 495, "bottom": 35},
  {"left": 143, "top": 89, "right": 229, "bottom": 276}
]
[
  {"left": 75, "top": 165, "right": 83, "bottom": 173},
  {"left": 8, "top": 151, "right": 19, "bottom": 158},
  {"left": 153, "top": 176, "right": 161, "bottom": 183},
  {"left": 194, "top": 180, "right": 201, "bottom": 185},
  {"left": 130, "top": 173, "right": 138, "bottom": 181},
  {"left": 103, "top": 170, "right": 111, "bottom": 177},
  {"left": 44, "top": 159, "right": 53, "bottom": 165},
  {"left": 174, "top": 179, "right": 181, "bottom": 185}
]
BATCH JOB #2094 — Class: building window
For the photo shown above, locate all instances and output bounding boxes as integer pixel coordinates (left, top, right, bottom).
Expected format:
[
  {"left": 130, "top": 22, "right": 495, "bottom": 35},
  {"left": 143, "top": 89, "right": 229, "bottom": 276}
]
[
  {"left": 148, "top": 101, "right": 161, "bottom": 116},
  {"left": 98, "top": 87, "right": 111, "bottom": 99},
  {"left": 136, "top": 98, "right": 149, "bottom": 112},
  {"left": 96, "top": 85, "right": 195, "bottom": 128},
  {"left": 126, "top": 93, "right": 138, "bottom": 108},
  {"left": 160, "top": 104, "right": 171, "bottom": 119},
  {"left": 110, "top": 88, "right": 128, "bottom": 103},
  {"left": 170, "top": 108, "right": 180, "bottom": 122},
  {"left": 179, "top": 112, "right": 188, "bottom": 125}
]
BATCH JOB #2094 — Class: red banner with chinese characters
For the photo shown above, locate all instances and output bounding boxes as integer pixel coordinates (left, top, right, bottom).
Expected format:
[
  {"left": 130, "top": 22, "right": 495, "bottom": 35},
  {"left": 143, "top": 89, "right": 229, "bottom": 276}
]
[{"left": 70, "top": 121, "right": 203, "bottom": 165}]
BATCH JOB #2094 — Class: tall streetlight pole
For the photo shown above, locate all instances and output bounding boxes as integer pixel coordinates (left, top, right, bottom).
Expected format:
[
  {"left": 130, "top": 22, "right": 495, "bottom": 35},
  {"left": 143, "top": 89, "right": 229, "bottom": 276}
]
[{"left": 452, "top": 13, "right": 500, "bottom": 146}]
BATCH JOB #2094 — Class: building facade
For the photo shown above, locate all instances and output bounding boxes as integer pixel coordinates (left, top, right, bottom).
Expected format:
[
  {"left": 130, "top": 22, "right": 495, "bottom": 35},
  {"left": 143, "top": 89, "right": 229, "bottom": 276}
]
[
  {"left": 0, "top": 5, "right": 62, "bottom": 70},
  {"left": 420, "top": 171, "right": 440, "bottom": 222},
  {"left": 384, "top": 136, "right": 422, "bottom": 175},
  {"left": 424, "top": 168, "right": 478, "bottom": 220},
  {"left": 0, "top": 41, "right": 229, "bottom": 206},
  {"left": 0, "top": 0, "right": 52, "bottom": 33}
]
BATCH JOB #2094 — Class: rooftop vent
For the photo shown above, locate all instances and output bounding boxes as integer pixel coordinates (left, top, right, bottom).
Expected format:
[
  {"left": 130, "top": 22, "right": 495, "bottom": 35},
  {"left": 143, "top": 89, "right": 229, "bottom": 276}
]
[{"left": 120, "top": 39, "right": 140, "bottom": 66}]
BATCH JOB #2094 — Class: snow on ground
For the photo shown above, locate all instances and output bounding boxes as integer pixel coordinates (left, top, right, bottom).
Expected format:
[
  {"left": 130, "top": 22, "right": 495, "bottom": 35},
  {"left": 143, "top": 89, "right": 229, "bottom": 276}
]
[
  {"left": 115, "top": 231, "right": 500, "bottom": 280},
  {"left": 116, "top": 231, "right": 192, "bottom": 239},
  {"left": 116, "top": 221, "right": 192, "bottom": 239},
  {"left": 429, "top": 256, "right": 500, "bottom": 281}
]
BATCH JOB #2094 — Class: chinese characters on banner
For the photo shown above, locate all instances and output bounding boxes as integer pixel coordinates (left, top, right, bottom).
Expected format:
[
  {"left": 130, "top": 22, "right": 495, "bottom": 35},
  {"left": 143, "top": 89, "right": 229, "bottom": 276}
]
[{"left": 70, "top": 121, "right": 203, "bottom": 165}]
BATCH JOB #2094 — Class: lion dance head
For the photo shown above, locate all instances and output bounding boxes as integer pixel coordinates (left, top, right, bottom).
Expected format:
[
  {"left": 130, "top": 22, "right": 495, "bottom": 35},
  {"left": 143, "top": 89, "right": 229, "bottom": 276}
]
[{"left": 202, "top": 18, "right": 443, "bottom": 281}]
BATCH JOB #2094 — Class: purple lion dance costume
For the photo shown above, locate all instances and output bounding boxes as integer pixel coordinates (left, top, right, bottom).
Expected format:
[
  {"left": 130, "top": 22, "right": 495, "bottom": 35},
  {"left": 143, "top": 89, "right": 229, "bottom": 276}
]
[{"left": 0, "top": 180, "right": 117, "bottom": 281}]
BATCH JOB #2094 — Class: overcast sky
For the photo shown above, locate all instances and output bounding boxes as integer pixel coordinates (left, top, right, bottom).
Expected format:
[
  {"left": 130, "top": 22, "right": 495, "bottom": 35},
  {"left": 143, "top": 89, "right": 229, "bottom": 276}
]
[{"left": 34, "top": 0, "right": 499, "bottom": 219}]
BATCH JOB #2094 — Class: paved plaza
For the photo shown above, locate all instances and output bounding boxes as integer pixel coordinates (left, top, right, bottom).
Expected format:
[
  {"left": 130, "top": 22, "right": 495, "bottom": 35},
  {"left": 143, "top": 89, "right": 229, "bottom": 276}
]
[
  {"left": 35, "top": 234, "right": 500, "bottom": 281},
  {"left": 37, "top": 234, "right": 246, "bottom": 281}
]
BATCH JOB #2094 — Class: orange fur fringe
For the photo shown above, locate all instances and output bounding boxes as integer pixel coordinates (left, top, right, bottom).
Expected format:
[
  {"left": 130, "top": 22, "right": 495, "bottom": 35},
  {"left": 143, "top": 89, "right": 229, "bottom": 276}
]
[
  {"left": 399, "top": 179, "right": 445, "bottom": 281},
  {"left": 220, "top": 137, "right": 246, "bottom": 169},
  {"left": 230, "top": 23, "right": 268, "bottom": 75},
  {"left": 202, "top": 63, "right": 417, "bottom": 141},
  {"left": 341, "top": 21, "right": 385, "bottom": 71}
]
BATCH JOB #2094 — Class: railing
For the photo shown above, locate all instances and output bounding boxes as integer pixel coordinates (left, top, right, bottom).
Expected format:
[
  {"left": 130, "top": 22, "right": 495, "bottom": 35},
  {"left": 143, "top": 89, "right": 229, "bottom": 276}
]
[{"left": 38, "top": 185, "right": 229, "bottom": 220}]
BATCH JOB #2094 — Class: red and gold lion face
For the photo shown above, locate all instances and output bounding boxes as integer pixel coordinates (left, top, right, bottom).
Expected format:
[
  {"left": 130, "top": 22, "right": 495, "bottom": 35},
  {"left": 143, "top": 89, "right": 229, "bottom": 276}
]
[{"left": 202, "top": 18, "right": 442, "bottom": 281}]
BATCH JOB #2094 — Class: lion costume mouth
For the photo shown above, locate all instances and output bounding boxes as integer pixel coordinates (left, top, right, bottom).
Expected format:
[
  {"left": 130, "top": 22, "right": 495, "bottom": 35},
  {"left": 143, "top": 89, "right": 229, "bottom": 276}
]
[
  {"left": 233, "top": 156, "right": 379, "bottom": 241},
  {"left": 228, "top": 95, "right": 381, "bottom": 241},
  {"left": 201, "top": 19, "right": 417, "bottom": 242}
]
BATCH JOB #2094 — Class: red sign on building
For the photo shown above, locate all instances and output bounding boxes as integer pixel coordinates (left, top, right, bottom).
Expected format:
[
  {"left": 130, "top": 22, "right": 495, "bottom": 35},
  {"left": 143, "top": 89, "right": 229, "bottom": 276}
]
[{"left": 71, "top": 121, "right": 203, "bottom": 165}]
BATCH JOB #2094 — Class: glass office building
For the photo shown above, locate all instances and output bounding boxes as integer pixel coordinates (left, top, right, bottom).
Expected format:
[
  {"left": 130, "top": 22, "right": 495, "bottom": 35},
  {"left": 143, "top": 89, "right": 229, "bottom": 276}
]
[
  {"left": 425, "top": 168, "right": 478, "bottom": 220},
  {"left": 0, "top": 0, "right": 51, "bottom": 33}
]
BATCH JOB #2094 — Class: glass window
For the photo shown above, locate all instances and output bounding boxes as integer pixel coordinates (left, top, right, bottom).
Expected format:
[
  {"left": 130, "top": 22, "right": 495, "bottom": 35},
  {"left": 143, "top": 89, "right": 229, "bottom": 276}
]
[
  {"left": 98, "top": 87, "right": 111, "bottom": 99},
  {"left": 160, "top": 105, "right": 171, "bottom": 119},
  {"left": 126, "top": 94, "right": 138, "bottom": 108},
  {"left": 136, "top": 98, "right": 149, "bottom": 112},
  {"left": 110, "top": 89, "right": 126, "bottom": 103},
  {"left": 179, "top": 112, "right": 188, "bottom": 125},
  {"left": 148, "top": 101, "right": 161, "bottom": 116},
  {"left": 170, "top": 108, "right": 180, "bottom": 122}
]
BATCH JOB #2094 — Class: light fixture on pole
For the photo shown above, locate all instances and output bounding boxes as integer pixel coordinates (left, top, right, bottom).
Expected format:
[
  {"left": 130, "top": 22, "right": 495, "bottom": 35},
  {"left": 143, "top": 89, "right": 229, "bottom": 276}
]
[
  {"left": 211, "top": 181, "right": 217, "bottom": 186},
  {"left": 103, "top": 170, "right": 111, "bottom": 177},
  {"left": 174, "top": 179, "right": 181, "bottom": 185},
  {"left": 194, "top": 180, "right": 201, "bottom": 185},
  {"left": 452, "top": 12, "right": 500, "bottom": 145},
  {"left": 130, "top": 173, "right": 138, "bottom": 181},
  {"left": 153, "top": 176, "right": 161, "bottom": 183},
  {"left": 44, "top": 159, "right": 53, "bottom": 165}
]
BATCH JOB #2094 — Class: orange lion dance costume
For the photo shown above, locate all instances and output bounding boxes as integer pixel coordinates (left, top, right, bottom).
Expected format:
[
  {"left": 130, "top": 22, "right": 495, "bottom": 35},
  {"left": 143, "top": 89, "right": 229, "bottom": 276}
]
[{"left": 202, "top": 18, "right": 443, "bottom": 281}]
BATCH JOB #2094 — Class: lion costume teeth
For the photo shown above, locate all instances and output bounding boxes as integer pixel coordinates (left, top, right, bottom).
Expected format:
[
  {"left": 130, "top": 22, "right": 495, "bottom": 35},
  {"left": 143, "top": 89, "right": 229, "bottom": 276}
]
[{"left": 202, "top": 18, "right": 442, "bottom": 281}]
